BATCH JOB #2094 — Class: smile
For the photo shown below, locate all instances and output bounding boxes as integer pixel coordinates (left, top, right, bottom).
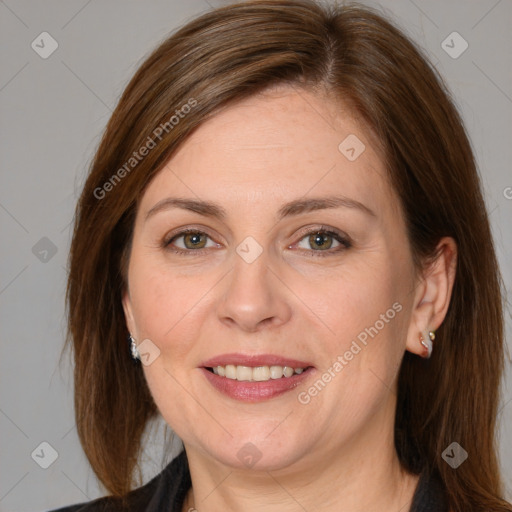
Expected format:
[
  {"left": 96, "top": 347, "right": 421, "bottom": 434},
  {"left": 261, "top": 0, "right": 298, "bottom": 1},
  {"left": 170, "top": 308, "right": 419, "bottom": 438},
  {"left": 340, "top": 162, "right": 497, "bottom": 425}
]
[{"left": 207, "top": 364, "right": 307, "bottom": 381}]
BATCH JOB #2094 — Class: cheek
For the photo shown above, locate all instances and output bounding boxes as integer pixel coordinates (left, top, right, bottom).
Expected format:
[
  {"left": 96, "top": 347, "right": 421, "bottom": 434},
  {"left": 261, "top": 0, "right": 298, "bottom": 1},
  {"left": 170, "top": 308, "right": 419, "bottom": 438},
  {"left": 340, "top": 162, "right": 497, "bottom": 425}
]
[
  {"left": 127, "top": 259, "right": 212, "bottom": 427},
  {"left": 308, "top": 255, "right": 410, "bottom": 401},
  {"left": 128, "top": 254, "right": 211, "bottom": 341},
  {"left": 306, "top": 267, "right": 408, "bottom": 426},
  {"left": 314, "top": 259, "right": 400, "bottom": 341}
]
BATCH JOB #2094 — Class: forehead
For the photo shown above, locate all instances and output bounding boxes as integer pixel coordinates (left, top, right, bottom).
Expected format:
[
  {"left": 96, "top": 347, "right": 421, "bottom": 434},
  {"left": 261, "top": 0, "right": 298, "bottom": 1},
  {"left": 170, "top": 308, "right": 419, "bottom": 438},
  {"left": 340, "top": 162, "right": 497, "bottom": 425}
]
[{"left": 139, "top": 86, "right": 396, "bottom": 220}]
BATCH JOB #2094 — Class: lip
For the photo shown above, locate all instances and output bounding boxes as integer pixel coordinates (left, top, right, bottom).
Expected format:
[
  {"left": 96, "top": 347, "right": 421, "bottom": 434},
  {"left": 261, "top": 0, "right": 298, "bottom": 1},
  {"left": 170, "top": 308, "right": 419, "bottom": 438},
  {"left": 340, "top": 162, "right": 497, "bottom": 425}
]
[
  {"left": 201, "top": 367, "right": 314, "bottom": 402},
  {"left": 200, "top": 353, "right": 315, "bottom": 402},
  {"left": 201, "top": 353, "right": 313, "bottom": 369}
]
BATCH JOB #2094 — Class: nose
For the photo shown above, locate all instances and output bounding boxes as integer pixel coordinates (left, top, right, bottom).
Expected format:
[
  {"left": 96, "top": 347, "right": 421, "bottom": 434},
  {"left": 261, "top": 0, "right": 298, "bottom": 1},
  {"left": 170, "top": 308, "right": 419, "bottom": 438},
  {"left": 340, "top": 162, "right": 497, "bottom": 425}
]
[{"left": 217, "top": 250, "right": 292, "bottom": 333}]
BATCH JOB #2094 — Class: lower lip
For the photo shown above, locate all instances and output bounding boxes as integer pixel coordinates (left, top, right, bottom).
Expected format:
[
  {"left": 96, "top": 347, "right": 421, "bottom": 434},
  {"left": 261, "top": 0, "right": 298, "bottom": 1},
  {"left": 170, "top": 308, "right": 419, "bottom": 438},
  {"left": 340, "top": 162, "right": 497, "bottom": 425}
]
[{"left": 201, "top": 367, "right": 314, "bottom": 402}]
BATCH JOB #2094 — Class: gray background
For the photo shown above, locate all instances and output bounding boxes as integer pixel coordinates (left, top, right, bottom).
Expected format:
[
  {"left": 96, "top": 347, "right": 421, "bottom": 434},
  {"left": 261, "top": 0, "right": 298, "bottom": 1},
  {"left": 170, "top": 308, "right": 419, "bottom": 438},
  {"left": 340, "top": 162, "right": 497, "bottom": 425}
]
[{"left": 0, "top": 0, "right": 511, "bottom": 510}]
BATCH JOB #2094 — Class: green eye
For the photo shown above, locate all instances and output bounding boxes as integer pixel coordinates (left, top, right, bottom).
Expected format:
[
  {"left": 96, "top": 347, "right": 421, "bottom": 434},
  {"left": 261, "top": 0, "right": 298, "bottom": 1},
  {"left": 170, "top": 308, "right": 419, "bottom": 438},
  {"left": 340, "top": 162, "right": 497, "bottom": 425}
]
[
  {"left": 164, "top": 227, "right": 351, "bottom": 257},
  {"left": 306, "top": 232, "right": 335, "bottom": 250},
  {"left": 295, "top": 228, "right": 351, "bottom": 255},
  {"left": 165, "top": 229, "right": 216, "bottom": 253},
  {"left": 181, "top": 232, "right": 208, "bottom": 249}
]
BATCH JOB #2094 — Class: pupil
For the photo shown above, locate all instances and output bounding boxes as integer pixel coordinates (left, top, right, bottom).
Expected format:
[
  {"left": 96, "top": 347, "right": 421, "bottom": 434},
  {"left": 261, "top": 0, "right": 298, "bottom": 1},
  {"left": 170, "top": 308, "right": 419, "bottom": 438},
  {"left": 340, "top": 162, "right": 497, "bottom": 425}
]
[
  {"left": 185, "top": 233, "right": 205, "bottom": 248},
  {"left": 310, "top": 232, "right": 332, "bottom": 250}
]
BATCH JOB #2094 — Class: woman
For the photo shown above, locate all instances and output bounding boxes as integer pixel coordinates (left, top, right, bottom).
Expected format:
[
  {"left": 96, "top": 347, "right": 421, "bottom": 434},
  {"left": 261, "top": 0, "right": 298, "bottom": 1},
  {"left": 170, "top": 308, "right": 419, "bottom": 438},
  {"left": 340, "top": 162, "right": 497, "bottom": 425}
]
[{"left": 54, "top": 1, "right": 511, "bottom": 511}]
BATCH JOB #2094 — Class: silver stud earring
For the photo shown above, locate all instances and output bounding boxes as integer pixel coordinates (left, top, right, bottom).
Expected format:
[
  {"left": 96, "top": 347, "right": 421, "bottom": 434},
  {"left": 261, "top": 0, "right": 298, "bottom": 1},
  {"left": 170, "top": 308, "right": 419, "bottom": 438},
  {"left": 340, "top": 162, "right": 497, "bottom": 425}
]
[
  {"left": 129, "top": 334, "right": 140, "bottom": 360},
  {"left": 419, "top": 330, "right": 436, "bottom": 358}
]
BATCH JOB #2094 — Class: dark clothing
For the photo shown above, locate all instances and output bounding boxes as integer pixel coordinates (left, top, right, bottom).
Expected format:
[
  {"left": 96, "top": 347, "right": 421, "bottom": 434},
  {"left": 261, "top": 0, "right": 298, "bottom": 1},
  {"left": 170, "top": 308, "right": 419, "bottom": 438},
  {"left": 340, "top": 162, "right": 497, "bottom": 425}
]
[
  {"left": 409, "top": 465, "right": 450, "bottom": 511},
  {"left": 49, "top": 450, "right": 449, "bottom": 511}
]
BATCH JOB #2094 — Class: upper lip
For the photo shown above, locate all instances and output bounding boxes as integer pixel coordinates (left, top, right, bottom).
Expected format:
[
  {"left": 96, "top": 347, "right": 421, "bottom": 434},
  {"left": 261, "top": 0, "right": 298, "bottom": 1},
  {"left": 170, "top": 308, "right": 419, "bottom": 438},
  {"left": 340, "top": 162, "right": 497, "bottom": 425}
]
[{"left": 202, "top": 353, "right": 314, "bottom": 369}]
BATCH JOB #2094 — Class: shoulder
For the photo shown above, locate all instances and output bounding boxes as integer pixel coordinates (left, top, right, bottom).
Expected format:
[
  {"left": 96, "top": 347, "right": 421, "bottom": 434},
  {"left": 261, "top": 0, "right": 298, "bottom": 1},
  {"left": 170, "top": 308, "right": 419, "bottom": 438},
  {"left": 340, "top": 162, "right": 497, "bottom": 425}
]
[
  {"left": 46, "top": 450, "right": 191, "bottom": 512},
  {"left": 410, "top": 466, "right": 449, "bottom": 512},
  {"left": 45, "top": 481, "right": 158, "bottom": 512},
  {"left": 46, "top": 500, "right": 116, "bottom": 512}
]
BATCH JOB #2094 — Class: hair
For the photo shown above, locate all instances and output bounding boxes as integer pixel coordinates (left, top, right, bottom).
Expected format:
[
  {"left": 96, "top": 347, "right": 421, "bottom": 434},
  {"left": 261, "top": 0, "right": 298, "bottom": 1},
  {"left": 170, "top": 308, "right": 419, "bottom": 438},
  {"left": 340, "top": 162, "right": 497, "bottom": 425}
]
[{"left": 64, "top": 1, "right": 510, "bottom": 510}]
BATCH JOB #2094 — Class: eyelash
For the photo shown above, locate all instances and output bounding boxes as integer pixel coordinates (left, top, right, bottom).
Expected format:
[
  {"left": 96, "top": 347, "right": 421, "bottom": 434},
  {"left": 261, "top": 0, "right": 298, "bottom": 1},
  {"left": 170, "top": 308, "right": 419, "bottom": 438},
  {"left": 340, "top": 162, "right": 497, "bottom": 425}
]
[{"left": 163, "top": 226, "right": 352, "bottom": 257}]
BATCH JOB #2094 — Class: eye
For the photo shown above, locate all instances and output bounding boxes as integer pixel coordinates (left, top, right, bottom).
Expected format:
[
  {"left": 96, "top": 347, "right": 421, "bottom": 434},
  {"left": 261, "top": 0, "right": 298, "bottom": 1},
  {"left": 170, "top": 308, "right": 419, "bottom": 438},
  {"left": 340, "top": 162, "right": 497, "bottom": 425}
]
[
  {"left": 163, "top": 226, "right": 351, "bottom": 257},
  {"left": 164, "top": 229, "right": 219, "bottom": 254},
  {"left": 293, "top": 227, "right": 351, "bottom": 256}
]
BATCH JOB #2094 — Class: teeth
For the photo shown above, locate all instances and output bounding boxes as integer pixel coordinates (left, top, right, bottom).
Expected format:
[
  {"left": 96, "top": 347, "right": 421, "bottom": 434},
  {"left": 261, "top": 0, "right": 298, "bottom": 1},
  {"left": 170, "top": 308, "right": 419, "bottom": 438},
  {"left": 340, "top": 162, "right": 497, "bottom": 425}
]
[
  {"left": 270, "top": 365, "right": 283, "bottom": 379},
  {"left": 225, "top": 364, "right": 237, "bottom": 379},
  {"left": 253, "top": 366, "right": 270, "bottom": 381},
  {"left": 283, "top": 366, "right": 294, "bottom": 378},
  {"left": 211, "top": 365, "right": 306, "bottom": 382},
  {"left": 236, "top": 366, "right": 252, "bottom": 381}
]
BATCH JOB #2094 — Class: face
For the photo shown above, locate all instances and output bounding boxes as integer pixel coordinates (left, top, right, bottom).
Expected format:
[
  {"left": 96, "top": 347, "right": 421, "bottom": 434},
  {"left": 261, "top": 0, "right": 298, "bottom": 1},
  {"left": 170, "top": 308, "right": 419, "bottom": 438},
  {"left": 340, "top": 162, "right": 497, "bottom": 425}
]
[{"left": 123, "top": 86, "right": 420, "bottom": 472}]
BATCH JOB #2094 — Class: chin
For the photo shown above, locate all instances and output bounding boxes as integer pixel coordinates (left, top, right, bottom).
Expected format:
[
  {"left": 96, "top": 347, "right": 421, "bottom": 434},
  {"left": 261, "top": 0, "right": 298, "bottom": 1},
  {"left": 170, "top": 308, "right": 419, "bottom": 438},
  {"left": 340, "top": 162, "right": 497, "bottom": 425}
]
[{"left": 198, "top": 430, "right": 311, "bottom": 472}]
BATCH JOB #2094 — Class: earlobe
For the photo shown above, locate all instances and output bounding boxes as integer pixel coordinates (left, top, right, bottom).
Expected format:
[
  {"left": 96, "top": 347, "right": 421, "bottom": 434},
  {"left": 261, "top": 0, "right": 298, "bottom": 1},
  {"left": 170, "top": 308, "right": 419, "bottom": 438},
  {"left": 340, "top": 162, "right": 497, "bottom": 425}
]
[
  {"left": 405, "top": 237, "right": 457, "bottom": 358},
  {"left": 122, "top": 291, "right": 141, "bottom": 361},
  {"left": 122, "top": 290, "right": 136, "bottom": 336},
  {"left": 419, "top": 330, "right": 436, "bottom": 358}
]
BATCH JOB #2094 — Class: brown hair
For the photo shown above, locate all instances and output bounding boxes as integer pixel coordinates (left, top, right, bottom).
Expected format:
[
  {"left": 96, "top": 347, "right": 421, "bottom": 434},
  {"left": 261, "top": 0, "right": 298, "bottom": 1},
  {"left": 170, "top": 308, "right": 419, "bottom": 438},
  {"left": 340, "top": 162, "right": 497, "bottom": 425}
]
[{"left": 64, "top": 1, "right": 511, "bottom": 510}]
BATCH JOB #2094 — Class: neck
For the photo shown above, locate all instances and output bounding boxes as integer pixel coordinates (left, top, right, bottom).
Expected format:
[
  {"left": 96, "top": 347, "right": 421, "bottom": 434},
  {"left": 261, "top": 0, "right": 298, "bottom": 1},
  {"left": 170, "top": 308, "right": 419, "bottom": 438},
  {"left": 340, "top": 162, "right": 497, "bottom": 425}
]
[{"left": 182, "top": 398, "right": 419, "bottom": 511}]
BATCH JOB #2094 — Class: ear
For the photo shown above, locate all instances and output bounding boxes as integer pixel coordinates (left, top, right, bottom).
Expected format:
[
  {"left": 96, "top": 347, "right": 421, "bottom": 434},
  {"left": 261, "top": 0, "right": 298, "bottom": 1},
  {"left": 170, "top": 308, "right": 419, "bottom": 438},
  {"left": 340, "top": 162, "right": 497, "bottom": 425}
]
[
  {"left": 122, "top": 288, "right": 138, "bottom": 338},
  {"left": 405, "top": 237, "right": 457, "bottom": 357}
]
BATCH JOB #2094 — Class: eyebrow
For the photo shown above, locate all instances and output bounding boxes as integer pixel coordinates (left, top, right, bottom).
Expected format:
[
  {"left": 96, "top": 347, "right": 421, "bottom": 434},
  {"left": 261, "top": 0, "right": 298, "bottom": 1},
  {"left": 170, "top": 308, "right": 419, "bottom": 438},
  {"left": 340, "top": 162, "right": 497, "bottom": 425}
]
[{"left": 144, "top": 195, "right": 376, "bottom": 223}]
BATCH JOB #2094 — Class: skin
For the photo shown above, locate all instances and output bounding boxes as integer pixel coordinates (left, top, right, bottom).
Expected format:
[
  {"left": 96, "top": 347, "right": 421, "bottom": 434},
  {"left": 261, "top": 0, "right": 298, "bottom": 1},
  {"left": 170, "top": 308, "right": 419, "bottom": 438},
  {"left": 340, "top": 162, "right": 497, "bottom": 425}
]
[{"left": 122, "top": 85, "right": 457, "bottom": 512}]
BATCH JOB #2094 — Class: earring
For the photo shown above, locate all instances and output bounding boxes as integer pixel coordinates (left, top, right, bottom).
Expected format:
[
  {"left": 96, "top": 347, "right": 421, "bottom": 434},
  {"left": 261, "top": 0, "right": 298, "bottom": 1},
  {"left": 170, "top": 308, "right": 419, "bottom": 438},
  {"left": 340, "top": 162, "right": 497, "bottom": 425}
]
[
  {"left": 129, "top": 334, "right": 140, "bottom": 360},
  {"left": 419, "top": 330, "right": 435, "bottom": 358}
]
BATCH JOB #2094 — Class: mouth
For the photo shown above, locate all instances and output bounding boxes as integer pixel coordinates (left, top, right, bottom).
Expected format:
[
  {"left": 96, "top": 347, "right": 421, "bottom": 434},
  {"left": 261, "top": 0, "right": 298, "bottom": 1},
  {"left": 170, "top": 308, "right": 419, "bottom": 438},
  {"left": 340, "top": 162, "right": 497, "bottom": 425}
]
[
  {"left": 200, "top": 354, "right": 315, "bottom": 402},
  {"left": 204, "top": 364, "right": 311, "bottom": 382}
]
